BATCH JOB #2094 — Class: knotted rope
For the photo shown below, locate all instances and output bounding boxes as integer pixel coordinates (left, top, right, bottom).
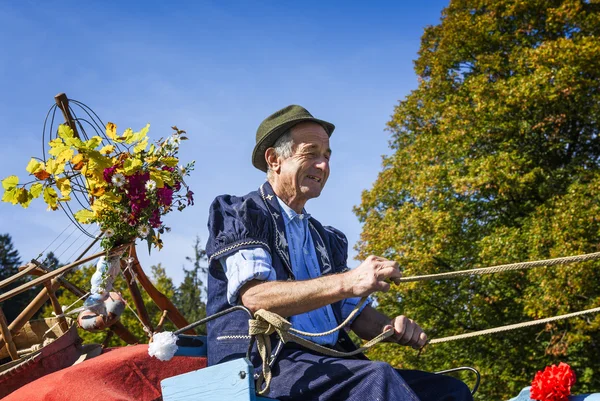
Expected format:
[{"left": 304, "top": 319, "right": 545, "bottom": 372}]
[{"left": 248, "top": 297, "right": 394, "bottom": 395}]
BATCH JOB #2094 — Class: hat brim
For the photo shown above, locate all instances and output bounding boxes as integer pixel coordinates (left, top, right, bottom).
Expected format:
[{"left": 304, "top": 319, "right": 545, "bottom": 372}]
[{"left": 252, "top": 117, "right": 335, "bottom": 172}]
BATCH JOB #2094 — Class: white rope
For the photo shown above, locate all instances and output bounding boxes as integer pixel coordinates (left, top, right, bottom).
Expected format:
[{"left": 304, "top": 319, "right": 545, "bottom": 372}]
[{"left": 430, "top": 306, "right": 600, "bottom": 344}]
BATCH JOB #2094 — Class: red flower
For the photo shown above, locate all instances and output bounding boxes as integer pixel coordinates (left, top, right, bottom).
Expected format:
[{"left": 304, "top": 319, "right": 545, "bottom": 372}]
[{"left": 530, "top": 362, "right": 576, "bottom": 401}]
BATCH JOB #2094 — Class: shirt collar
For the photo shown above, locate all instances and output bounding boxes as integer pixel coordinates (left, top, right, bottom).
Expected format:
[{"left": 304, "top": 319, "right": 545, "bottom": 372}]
[{"left": 276, "top": 197, "right": 311, "bottom": 225}]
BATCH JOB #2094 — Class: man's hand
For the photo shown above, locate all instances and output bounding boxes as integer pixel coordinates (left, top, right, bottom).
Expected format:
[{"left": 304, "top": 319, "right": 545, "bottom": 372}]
[
  {"left": 342, "top": 255, "right": 402, "bottom": 298},
  {"left": 385, "top": 315, "right": 427, "bottom": 350}
]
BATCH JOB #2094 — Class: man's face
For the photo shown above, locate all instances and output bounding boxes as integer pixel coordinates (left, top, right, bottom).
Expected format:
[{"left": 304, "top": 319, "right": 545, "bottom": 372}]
[{"left": 277, "top": 122, "right": 331, "bottom": 204}]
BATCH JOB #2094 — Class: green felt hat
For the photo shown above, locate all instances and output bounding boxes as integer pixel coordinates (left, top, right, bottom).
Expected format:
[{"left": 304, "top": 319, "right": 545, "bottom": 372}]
[{"left": 252, "top": 105, "right": 335, "bottom": 172}]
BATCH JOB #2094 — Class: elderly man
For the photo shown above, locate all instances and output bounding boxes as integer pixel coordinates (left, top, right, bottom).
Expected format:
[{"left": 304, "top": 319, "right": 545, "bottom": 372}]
[{"left": 206, "top": 105, "right": 472, "bottom": 401}]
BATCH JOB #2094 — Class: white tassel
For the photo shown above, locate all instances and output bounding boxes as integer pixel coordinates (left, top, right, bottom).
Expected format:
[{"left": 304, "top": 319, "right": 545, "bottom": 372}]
[{"left": 148, "top": 331, "right": 178, "bottom": 361}]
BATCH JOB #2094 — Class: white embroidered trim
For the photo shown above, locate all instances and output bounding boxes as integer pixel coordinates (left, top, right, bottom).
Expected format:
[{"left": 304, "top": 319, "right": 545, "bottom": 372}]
[
  {"left": 216, "top": 335, "right": 251, "bottom": 340},
  {"left": 208, "top": 240, "right": 271, "bottom": 264}
]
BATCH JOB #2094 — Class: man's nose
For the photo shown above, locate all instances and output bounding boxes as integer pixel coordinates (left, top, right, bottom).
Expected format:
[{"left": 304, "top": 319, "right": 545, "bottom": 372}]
[{"left": 315, "top": 157, "right": 329, "bottom": 171}]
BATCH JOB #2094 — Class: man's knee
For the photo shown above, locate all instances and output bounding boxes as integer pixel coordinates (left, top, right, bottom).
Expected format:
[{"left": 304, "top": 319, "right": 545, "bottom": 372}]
[{"left": 436, "top": 374, "right": 473, "bottom": 401}]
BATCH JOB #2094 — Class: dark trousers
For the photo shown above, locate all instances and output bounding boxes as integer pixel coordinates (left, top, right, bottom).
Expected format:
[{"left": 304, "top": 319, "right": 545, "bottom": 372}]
[{"left": 268, "top": 347, "right": 473, "bottom": 401}]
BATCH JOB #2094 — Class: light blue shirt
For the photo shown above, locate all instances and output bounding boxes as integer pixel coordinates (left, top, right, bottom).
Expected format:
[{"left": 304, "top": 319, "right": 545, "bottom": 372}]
[{"left": 219, "top": 197, "right": 367, "bottom": 346}]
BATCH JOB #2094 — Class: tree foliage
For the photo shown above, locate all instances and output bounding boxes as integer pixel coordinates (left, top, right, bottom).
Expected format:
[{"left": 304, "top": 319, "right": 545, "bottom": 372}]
[
  {"left": 174, "top": 236, "right": 207, "bottom": 332},
  {"left": 355, "top": 1, "right": 600, "bottom": 398},
  {"left": 0, "top": 234, "right": 36, "bottom": 323}
]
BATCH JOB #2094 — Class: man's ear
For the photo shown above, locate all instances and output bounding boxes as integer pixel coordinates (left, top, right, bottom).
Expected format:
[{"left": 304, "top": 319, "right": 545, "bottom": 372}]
[{"left": 265, "top": 148, "right": 281, "bottom": 173}]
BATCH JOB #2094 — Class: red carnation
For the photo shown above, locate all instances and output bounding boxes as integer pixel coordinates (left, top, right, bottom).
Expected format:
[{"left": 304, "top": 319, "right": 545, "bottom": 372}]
[{"left": 530, "top": 362, "right": 576, "bottom": 401}]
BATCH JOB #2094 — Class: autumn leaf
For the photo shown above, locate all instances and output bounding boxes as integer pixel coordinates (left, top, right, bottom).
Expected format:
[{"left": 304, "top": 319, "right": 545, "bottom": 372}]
[
  {"left": 1, "top": 176, "right": 18, "bottom": 190},
  {"left": 43, "top": 187, "right": 58, "bottom": 210},
  {"left": 33, "top": 170, "right": 51, "bottom": 180},
  {"left": 106, "top": 122, "right": 117, "bottom": 140}
]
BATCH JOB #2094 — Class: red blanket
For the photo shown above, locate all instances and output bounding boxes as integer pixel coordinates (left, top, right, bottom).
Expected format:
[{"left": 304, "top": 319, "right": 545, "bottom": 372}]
[{"left": 4, "top": 345, "right": 207, "bottom": 401}]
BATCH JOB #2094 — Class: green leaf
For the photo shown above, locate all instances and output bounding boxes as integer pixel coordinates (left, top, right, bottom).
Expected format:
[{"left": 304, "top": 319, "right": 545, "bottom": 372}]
[{"left": 2, "top": 176, "right": 19, "bottom": 190}]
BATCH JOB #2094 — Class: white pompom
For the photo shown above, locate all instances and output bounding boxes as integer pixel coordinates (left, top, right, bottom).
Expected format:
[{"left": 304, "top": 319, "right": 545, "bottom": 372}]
[{"left": 148, "top": 331, "right": 179, "bottom": 361}]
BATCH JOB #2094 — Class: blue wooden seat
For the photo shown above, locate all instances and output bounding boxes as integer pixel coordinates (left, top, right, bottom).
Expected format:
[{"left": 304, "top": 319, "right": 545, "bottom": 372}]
[{"left": 160, "top": 334, "right": 278, "bottom": 401}]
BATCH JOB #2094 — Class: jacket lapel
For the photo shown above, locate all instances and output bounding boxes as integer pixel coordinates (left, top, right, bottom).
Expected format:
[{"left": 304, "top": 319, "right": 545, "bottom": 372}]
[
  {"left": 259, "top": 182, "right": 294, "bottom": 279},
  {"left": 308, "top": 220, "right": 332, "bottom": 275}
]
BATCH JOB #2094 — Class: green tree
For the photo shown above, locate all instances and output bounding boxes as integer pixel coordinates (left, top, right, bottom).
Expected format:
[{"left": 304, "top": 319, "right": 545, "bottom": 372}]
[
  {"left": 174, "top": 237, "right": 207, "bottom": 332},
  {"left": 0, "top": 233, "right": 34, "bottom": 323},
  {"left": 355, "top": 1, "right": 600, "bottom": 399}
]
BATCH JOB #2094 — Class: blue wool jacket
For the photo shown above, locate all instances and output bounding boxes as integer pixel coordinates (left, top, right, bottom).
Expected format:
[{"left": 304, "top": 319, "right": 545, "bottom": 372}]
[{"left": 205, "top": 182, "right": 361, "bottom": 369}]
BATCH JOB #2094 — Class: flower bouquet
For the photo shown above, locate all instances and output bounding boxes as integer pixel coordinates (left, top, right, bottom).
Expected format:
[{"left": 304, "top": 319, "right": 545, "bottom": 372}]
[
  {"left": 2, "top": 122, "right": 194, "bottom": 252},
  {"left": 2, "top": 121, "right": 194, "bottom": 331}
]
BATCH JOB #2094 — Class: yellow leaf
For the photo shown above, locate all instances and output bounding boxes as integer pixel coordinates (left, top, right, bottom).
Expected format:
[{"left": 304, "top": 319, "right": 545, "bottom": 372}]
[
  {"left": 133, "top": 138, "right": 148, "bottom": 154},
  {"left": 100, "top": 145, "right": 115, "bottom": 155},
  {"left": 121, "top": 128, "right": 133, "bottom": 143},
  {"left": 17, "top": 188, "right": 33, "bottom": 208},
  {"left": 161, "top": 157, "right": 179, "bottom": 167},
  {"left": 56, "top": 177, "right": 72, "bottom": 197},
  {"left": 126, "top": 124, "right": 150, "bottom": 144},
  {"left": 83, "top": 136, "right": 103, "bottom": 150},
  {"left": 43, "top": 187, "right": 58, "bottom": 210},
  {"left": 30, "top": 183, "right": 43, "bottom": 198},
  {"left": 71, "top": 153, "right": 85, "bottom": 170},
  {"left": 56, "top": 148, "right": 74, "bottom": 164},
  {"left": 160, "top": 170, "right": 174, "bottom": 186},
  {"left": 91, "top": 186, "right": 106, "bottom": 197},
  {"left": 48, "top": 138, "right": 64, "bottom": 149},
  {"left": 2, "top": 175, "right": 19, "bottom": 190},
  {"left": 74, "top": 209, "right": 95, "bottom": 223},
  {"left": 106, "top": 122, "right": 117, "bottom": 140},
  {"left": 123, "top": 158, "right": 142, "bottom": 174},
  {"left": 58, "top": 124, "right": 83, "bottom": 147},
  {"left": 150, "top": 170, "right": 165, "bottom": 188},
  {"left": 46, "top": 158, "right": 66, "bottom": 176},
  {"left": 100, "top": 192, "right": 121, "bottom": 203},
  {"left": 25, "top": 159, "right": 42, "bottom": 174},
  {"left": 57, "top": 124, "right": 74, "bottom": 140},
  {"left": 71, "top": 153, "right": 84, "bottom": 165},
  {"left": 48, "top": 142, "right": 70, "bottom": 158},
  {"left": 2, "top": 188, "right": 17, "bottom": 204}
]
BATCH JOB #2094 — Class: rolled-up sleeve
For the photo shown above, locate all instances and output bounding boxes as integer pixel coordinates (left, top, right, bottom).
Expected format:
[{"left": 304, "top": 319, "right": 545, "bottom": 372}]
[
  {"left": 219, "top": 247, "right": 276, "bottom": 305},
  {"left": 340, "top": 296, "right": 371, "bottom": 327}
]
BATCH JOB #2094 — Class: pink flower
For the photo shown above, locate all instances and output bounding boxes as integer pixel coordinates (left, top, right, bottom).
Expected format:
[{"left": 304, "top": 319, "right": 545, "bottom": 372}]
[
  {"left": 103, "top": 166, "right": 118, "bottom": 182},
  {"left": 157, "top": 187, "right": 173, "bottom": 207},
  {"left": 150, "top": 209, "right": 162, "bottom": 228},
  {"left": 530, "top": 362, "right": 576, "bottom": 401}
]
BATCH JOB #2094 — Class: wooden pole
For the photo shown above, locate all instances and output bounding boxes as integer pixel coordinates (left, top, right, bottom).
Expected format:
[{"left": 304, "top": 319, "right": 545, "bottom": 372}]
[
  {"left": 0, "top": 307, "right": 19, "bottom": 360},
  {"left": 127, "top": 245, "right": 196, "bottom": 334},
  {"left": 0, "top": 262, "right": 38, "bottom": 289},
  {"left": 0, "top": 244, "right": 129, "bottom": 303},
  {"left": 54, "top": 93, "right": 80, "bottom": 139},
  {"left": 43, "top": 281, "right": 69, "bottom": 333},
  {"left": 24, "top": 262, "right": 140, "bottom": 345},
  {"left": 0, "top": 278, "right": 60, "bottom": 351},
  {"left": 121, "top": 259, "right": 154, "bottom": 335}
]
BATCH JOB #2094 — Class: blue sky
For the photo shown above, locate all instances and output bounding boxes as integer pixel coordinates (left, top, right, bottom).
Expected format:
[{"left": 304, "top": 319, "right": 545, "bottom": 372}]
[{"left": 0, "top": 1, "right": 448, "bottom": 284}]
